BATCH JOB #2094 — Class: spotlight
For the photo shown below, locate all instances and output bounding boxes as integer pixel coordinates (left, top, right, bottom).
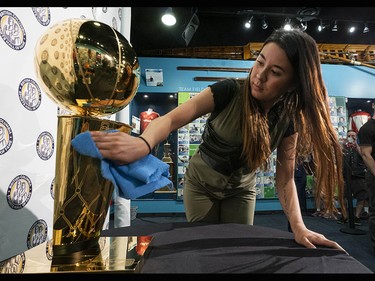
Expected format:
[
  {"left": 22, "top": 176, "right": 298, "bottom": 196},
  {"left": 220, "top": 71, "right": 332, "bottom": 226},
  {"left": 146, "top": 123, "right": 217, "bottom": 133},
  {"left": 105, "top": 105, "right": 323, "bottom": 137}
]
[
  {"left": 245, "top": 16, "right": 253, "bottom": 29},
  {"left": 161, "top": 7, "right": 176, "bottom": 26},
  {"left": 300, "top": 20, "right": 307, "bottom": 31},
  {"left": 318, "top": 19, "right": 324, "bottom": 32},
  {"left": 332, "top": 20, "right": 338, "bottom": 32},
  {"left": 283, "top": 18, "right": 292, "bottom": 31},
  {"left": 261, "top": 16, "right": 268, "bottom": 30},
  {"left": 363, "top": 23, "right": 370, "bottom": 33}
]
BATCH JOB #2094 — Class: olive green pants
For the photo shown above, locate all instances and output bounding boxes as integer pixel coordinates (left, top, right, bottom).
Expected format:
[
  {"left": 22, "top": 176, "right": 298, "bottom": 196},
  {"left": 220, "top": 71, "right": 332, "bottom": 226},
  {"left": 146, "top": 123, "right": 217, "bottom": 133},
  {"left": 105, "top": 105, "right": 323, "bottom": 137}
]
[{"left": 183, "top": 178, "right": 257, "bottom": 225}]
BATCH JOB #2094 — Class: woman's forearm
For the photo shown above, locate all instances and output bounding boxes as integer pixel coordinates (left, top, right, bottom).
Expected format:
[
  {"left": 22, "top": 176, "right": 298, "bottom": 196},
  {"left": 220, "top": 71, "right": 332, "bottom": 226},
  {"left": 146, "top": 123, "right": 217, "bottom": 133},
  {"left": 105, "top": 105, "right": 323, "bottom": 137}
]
[
  {"left": 276, "top": 179, "right": 305, "bottom": 231},
  {"left": 140, "top": 116, "right": 174, "bottom": 149}
]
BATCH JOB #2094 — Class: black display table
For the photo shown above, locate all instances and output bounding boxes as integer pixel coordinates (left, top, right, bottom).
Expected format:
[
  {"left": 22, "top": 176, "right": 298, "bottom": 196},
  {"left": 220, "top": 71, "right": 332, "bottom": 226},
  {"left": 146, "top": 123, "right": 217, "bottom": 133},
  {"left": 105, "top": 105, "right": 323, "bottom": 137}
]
[
  {"left": 0, "top": 222, "right": 373, "bottom": 274},
  {"left": 104, "top": 222, "right": 373, "bottom": 274}
]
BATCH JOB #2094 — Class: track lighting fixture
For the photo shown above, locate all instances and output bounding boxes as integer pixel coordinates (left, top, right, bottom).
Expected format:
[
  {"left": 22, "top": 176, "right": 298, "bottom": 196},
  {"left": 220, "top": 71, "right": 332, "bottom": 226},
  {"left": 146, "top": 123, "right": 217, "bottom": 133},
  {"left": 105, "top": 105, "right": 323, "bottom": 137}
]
[
  {"left": 332, "top": 20, "right": 338, "bottom": 32},
  {"left": 261, "top": 16, "right": 268, "bottom": 30},
  {"left": 283, "top": 18, "right": 292, "bottom": 31},
  {"left": 300, "top": 20, "right": 307, "bottom": 31},
  {"left": 318, "top": 19, "right": 324, "bottom": 32},
  {"left": 159, "top": 9, "right": 372, "bottom": 38},
  {"left": 244, "top": 16, "right": 253, "bottom": 29},
  {"left": 363, "top": 23, "right": 370, "bottom": 33}
]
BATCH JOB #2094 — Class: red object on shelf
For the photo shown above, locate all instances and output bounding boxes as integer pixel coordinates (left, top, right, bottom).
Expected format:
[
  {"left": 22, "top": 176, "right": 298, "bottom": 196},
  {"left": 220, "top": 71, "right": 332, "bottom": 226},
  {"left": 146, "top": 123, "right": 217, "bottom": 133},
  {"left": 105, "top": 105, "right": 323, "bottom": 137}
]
[
  {"left": 349, "top": 110, "right": 371, "bottom": 133},
  {"left": 140, "top": 109, "right": 160, "bottom": 133}
]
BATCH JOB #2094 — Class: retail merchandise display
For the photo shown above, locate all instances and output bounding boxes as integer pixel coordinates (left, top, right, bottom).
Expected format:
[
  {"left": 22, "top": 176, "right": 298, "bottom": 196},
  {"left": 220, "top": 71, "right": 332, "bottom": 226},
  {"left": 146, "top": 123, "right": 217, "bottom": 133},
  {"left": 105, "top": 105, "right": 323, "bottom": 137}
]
[
  {"left": 329, "top": 96, "right": 348, "bottom": 144},
  {"left": 132, "top": 94, "right": 348, "bottom": 202},
  {"left": 176, "top": 92, "right": 207, "bottom": 199}
]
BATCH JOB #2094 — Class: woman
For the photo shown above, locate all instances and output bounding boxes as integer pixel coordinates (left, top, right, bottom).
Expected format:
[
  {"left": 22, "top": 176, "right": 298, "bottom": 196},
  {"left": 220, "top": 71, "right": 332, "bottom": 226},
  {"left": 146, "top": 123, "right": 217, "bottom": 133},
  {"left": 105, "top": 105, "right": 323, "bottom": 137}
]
[
  {"left": 338, "top": 129, "right": 369, "bottom": 225},
  {"left": 90, "top": 28, "right": 346, "bottom": 251}
]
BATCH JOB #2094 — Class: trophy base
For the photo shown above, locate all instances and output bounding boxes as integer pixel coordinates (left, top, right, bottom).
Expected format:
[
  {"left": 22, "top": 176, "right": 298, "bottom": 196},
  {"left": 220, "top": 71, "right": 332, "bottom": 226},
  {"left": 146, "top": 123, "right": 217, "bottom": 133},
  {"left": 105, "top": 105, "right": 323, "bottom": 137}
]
[
  {"left": 51, "top": 238, "right": 103, "bottom": 271},
  {"left": 52, "top": 237, "right": 100, "bottom": 264}
]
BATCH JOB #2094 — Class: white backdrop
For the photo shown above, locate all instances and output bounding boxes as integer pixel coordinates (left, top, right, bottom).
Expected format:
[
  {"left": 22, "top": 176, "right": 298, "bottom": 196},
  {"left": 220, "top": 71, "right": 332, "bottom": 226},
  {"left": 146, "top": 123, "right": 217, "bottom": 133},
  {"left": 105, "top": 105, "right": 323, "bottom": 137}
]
[{"left": 0, "top": 7, "right": 132, "bottom": 261}]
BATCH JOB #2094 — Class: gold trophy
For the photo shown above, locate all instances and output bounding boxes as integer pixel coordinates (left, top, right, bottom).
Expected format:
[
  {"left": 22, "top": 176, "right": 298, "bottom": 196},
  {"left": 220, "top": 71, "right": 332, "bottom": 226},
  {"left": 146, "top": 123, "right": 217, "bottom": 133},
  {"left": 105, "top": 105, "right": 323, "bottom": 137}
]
[{"left": 34, "top": 19, "right": 140, "bottom": 271}]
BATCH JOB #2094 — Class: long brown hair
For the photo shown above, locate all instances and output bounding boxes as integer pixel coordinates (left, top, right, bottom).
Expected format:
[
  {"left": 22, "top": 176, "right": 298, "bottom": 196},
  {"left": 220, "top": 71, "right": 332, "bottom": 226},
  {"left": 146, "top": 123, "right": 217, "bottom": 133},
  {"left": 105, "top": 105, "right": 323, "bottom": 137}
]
[{"left": 241, "top": 28, "right": 345, "bottom": 217}]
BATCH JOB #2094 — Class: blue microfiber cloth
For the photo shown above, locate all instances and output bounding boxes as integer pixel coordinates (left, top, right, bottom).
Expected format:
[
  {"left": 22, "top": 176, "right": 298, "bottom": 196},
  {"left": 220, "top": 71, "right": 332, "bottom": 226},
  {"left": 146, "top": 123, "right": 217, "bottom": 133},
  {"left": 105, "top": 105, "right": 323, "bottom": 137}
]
[{"left": 71, "top": 130, "right": 173, "bottom": 199}]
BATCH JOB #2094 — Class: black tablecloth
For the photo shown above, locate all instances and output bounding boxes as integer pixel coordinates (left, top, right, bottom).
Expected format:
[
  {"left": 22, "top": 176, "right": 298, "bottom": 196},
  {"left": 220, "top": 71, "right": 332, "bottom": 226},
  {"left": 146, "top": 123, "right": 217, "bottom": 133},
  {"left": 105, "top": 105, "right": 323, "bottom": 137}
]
[{"left": 102, "top": 222, "right": 373, "bottom": 274}]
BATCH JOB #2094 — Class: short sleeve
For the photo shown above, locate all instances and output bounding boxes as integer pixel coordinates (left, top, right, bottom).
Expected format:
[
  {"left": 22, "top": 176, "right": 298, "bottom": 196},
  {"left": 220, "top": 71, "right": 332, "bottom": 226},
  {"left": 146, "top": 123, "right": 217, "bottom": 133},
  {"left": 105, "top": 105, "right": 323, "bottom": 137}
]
[
  {"left": 358, "top": 123, "right": 373, "bottom": 146},
  {"left": 284, "top": 120, "right": 295, "bottom": 138},
  {"left": 209, "top": 79, "right": 240, "bottom": 116}
]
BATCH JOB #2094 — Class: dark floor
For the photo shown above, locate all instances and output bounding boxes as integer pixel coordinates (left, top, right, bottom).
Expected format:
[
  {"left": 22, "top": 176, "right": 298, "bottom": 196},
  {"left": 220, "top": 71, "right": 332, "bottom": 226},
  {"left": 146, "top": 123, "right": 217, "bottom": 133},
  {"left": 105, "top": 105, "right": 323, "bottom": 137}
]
[{"left": 131, "top": 210, "right": 375, "bottom": 273}]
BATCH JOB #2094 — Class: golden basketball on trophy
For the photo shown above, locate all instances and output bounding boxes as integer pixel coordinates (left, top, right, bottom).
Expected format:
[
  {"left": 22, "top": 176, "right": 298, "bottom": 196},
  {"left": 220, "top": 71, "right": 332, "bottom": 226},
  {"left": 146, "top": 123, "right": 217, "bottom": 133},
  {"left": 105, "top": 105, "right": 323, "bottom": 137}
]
[{"left": 35, "top": 18, "right": 140, "bottom": 116}]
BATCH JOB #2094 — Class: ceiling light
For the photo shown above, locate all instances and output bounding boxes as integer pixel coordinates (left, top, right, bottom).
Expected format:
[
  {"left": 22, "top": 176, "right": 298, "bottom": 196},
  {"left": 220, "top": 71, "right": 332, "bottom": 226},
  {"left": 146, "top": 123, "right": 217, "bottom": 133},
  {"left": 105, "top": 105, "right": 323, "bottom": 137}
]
[
  {"left": 363, "top": 23, "right": 370, "bottom": 33},
  {"left": 332, "top": 20, "right": 338, "bottom": 32},
  {"left": 245, "top": 16, "right": 253, "bottom": 29},
  {"left": 318, "top": 19, "right": 324, "bottom": 32},
  {"left": 349, "top": 26, "right": 356, "bottom": 33},
  {"left": 283, "top": 18, "right": 292, "bottom": 31},
  {"left": 161, "top": 7, "right": 176, "bottom": 26},
  {"left": 261, "top": 16, "right": 268, "bottom": 30},
  {"left": 300, "top": 20, "right": 307, "bottom": 31}
]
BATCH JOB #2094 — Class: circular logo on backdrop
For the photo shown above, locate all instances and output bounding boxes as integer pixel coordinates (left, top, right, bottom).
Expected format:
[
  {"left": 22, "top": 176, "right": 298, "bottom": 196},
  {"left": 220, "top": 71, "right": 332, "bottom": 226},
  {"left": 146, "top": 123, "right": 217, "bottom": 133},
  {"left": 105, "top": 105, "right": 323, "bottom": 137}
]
[
  {"left": 0, "top": 10, "right": 26, "bottom": 50},
  {"left": 36, "top": 131, "right": 54, "bottom": 160},
  {"left": 18, "top": 78, "right": 42, "bottom": 111},
  {"left": 112, "top": 17, "right": 118, "bottom": 30},
  {"left": 118, "top": 8, "right": 122, "bottom": 20},
  {"left": 50, "top": 177, "right": 55, "bottom": 199},
  {"left": 6, "top": 175, "right": 32, "bottom": 210},
  {"left": 92, "top": 7, "right": 98, "bottom": 20},
  {"left": 45, "top": 239, "right": 53, "bottom": 261},
  {"left": 31, "top": 7, "right": 51, "bottom": 26},
  {"left": 0, "top": 118, "right": 13, "bottom": 155},
  {"left": 0, "top": 252, "right": 25, "bottom": 273},
  {"left": 27, "top": 219, "right": 48, "bottom": 249}
]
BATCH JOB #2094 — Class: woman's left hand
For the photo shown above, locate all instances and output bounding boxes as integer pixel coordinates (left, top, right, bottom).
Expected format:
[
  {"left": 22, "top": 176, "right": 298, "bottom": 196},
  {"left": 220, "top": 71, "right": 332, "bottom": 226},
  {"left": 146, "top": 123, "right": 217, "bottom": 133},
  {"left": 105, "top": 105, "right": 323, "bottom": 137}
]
[{"left": 293, "top": 227, "right": 348, "bottom": 254}]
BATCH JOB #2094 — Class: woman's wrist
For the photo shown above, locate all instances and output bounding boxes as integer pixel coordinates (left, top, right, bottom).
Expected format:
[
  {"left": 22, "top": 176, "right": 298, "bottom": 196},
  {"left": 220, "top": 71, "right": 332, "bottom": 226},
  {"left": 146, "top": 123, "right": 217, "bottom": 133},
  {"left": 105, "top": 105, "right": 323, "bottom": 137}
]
[{"left": 138, "top": 136, "right": 152, "bottom": 154}]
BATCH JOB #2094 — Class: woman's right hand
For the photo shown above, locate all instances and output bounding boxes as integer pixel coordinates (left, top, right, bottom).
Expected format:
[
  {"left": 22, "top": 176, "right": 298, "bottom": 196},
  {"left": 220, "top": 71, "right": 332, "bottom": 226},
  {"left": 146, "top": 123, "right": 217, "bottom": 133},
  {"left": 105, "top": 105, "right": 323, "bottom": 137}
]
[{"left": 90, "top": 131, "right": 150, "bottom": 165}]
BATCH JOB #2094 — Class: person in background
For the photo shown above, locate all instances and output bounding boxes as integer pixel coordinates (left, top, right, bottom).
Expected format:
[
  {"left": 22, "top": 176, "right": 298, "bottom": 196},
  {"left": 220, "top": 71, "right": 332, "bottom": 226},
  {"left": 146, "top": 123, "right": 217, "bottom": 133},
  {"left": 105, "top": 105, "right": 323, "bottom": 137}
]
[
  {"left": 358, "top": 99, "right": 375, "bottom": 255},
  {"left": 90, "top": 28, "right": 346, "bottom": 251},
  {"left": 337, "top": 129, "right": 369, "bottom": 226}
]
